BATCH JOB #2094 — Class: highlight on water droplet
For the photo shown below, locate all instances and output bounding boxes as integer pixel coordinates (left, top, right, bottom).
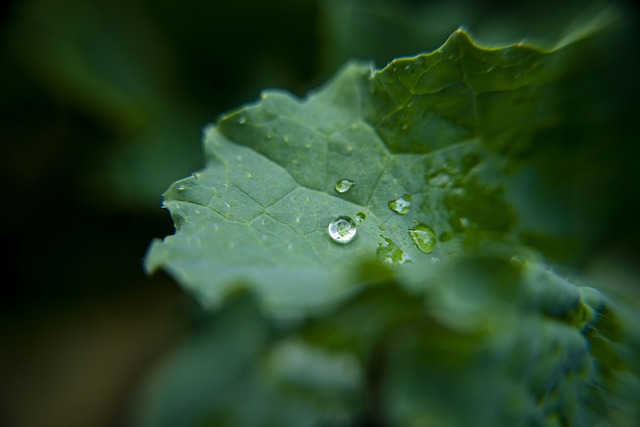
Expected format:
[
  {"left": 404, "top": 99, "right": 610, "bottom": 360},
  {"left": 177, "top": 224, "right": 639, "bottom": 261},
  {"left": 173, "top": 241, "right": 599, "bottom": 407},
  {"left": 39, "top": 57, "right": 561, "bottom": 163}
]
[
  {"left": 328, "top": 216, "right": 357, "bottom": 244},
  {"left": 334, "top": 179, "right": 356, "bottom": 193},
  {"left": 388, "top": 194, "right": 412, "bottom": 215},
  {"left": 408, "top": 224, "right": 437, "bottom": 253}
]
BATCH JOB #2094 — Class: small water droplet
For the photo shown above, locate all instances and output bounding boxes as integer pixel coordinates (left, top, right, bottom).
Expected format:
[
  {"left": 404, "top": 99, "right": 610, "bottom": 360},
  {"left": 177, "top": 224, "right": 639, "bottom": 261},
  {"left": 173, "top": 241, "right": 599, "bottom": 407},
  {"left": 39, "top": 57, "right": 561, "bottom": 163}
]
[
  {"left": 334, "top": 179, "right": 356, "bottom": 193},
  {"left": 283, "top": 136, "right": 290, "bottom": 144},
  {"left": 245, "top": 172, "right": 252, "bottom": 179},
  {"left": 459, "top": 218, "right": 470, "bottom": 228},
  {"left": 355, "top": 212, "right": 366, "bottom": 223},
  {"left": 388, "top": 194, "right": 412, "bottom": 215},
  {"left": 328, "top": 216, "right": 357, "bottom": 244},
  {"left": 401, "top": 123, "right": 409, "bottom": 130},
  {"left": 408, "top": 224, "right": 437, "bottom": 253},
  {"left": 428, "top": 172, "right": 450, "bottom": 187},
  {"left": 377, "top": 237, "right": 411, "bottom": 265},
  {"left": 176, "top": 185, "right": 185, "bottom": 192},
  {"left": 237, "top": 116, "right": 247, "bottom": 124}
]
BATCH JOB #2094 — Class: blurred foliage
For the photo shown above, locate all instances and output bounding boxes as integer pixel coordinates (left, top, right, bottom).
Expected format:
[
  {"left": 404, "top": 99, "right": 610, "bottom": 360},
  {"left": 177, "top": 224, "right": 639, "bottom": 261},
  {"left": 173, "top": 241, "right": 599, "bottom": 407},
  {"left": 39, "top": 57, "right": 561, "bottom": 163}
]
[{"left": 0, "top": 0, "right": 639, "bottom": 426}]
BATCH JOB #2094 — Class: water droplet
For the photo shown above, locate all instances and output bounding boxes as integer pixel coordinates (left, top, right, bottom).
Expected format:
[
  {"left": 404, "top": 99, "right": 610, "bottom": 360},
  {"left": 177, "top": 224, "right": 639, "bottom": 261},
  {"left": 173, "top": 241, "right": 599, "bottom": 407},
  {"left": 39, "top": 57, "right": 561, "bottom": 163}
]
[
  {"left": 408, "top": 224, "right": 437, "bottom": 253},
  {"left": 328, "top": 216, "right": 357, "bottom": 244},
  {"left": 334, "top": 179, "right": 356, "bottom": 193},
  {"left": 377, "top": 237, "right": 411, "bottom": 265},
  {"left": 237, "top": 116, "right": 247, "bottom": 124},
  {"left": 355, "top": 212, "right": 366, "bottom": 223},
  {"left": 388, "top": 194, "right": 412, "bottom": 215},
  {"left": 428, "top": 172, "right": 450, "bottom": 187}
]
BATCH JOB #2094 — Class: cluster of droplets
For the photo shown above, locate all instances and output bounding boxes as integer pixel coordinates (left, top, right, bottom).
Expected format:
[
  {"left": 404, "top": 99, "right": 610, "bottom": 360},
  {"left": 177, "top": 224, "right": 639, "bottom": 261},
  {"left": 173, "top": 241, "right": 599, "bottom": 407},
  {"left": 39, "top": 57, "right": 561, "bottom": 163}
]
[{"left": 328, "top": 176, "right": 442, "bottom": 257}]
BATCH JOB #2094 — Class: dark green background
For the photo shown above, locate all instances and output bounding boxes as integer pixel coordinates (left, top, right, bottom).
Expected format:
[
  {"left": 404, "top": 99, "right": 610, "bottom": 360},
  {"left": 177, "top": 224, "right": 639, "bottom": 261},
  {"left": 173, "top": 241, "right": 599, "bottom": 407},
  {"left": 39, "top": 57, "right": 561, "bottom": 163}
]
[{"left": 1, "top": 1, "right": 638, "bottom": 426}]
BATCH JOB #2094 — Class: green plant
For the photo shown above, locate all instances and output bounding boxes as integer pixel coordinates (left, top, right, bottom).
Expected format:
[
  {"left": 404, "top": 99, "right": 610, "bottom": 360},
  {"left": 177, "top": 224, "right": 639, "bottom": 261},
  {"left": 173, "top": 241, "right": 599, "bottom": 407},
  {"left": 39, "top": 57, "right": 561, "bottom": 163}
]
[{"left": 138, "top": 7, "right": 640, "bottom": 427}]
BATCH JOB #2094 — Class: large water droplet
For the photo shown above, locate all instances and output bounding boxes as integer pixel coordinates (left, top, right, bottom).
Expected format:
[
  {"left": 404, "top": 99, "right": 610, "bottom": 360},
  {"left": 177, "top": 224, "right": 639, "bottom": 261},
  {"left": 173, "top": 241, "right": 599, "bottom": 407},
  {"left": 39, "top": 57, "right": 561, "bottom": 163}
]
[
  {"left": 377, "top": 237, "right": 411, "bottom": 265},
  {"left": 408, "top": 224, "right": 437, "bottom": 253},
  {"left": 334, "top": 179, "right": 356, "bottom": 193},
  {"left": 388, "top": 194, "right": 412, "bottom": 215},
  {"left": 328, "top": 216, "right": 357, "bottom": 244}
]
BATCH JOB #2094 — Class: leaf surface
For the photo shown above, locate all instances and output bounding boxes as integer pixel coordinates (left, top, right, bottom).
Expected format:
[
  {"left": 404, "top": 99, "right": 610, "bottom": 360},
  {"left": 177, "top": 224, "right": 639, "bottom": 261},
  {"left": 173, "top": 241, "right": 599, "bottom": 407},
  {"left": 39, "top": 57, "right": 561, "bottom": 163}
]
[{"left": 146, "top": 27, "right": 614, "bottom": 314}]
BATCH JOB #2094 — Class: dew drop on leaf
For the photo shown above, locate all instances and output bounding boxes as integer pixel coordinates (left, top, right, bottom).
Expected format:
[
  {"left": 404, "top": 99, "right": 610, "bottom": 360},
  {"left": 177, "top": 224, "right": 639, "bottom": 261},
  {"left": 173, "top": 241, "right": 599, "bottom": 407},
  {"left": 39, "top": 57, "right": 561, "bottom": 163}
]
[
  {"left": 355, "top": 212, "right": 366, "bottom": 223},
  {"left": 428, "top": 172, "right": 451, "bottom": 187},
  {"left": 388, "top": 194, "right": 412, "bottom": 215},
  {"left": 334, "top": 179, "right": 356, "bottom": 193},
  {"left": 408, "top": 224, "right": 437, "bottom": 253},
  {"left": 328, "top": 216, "right": 357, "bottom": 244},
  {"left": 237, "top": 116, "right": 247, "bottom": 124},
  {"left": 377, "top": 237, "right": 411, "bottom": 265}
]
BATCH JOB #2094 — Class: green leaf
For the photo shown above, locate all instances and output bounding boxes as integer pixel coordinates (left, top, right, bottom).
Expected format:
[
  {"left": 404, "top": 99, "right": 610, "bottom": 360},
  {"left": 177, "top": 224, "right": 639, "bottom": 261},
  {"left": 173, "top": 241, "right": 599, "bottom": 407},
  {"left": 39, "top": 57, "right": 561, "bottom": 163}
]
[
  {"left": 145, "top": 22, "right": 619, "bottom": 314},
  {"left": 130, "top": 295, "right": 366, "bottom": 427},
  {"left": 133, "top": 257, "right": 640, "bottom": 427}
]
